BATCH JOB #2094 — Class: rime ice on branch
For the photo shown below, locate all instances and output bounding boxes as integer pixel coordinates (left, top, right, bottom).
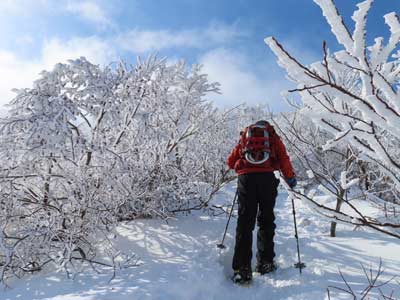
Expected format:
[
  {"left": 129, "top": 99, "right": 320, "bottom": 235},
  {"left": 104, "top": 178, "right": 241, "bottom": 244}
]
[
  {"left": 266, "top": 0, "right": 400, "bottom": 237},
  {"left": 0, "top": 56, "right": 235, "bottom": 284}
]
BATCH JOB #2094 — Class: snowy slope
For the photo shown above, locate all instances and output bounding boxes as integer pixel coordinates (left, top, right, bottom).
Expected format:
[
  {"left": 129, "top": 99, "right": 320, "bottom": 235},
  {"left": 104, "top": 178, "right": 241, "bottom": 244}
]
[{"left": 2, "top": 183, "right": 400, "bottom": 300}]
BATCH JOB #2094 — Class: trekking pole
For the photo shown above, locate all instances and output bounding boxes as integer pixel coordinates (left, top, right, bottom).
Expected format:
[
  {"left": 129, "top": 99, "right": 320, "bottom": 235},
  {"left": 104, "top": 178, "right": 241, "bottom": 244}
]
[
  {"left": 217, "top": 189, "right": 238, "bottom": 249},
  {"left": 290, "top": 194, "right": 306, "bottom": 274},
  {"left": 279, "top": 172, "right": 306, "bottom": 274}
]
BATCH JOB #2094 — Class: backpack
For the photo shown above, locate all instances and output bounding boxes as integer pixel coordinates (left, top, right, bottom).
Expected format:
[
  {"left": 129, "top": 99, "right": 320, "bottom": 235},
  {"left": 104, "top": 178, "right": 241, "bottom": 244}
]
[{"left": 240, "top": 121, "right": 273, "bottom": 165}]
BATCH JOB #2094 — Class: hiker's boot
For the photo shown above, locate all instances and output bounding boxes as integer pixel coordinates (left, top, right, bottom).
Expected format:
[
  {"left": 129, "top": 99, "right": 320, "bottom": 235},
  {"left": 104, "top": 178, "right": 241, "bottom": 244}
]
[
  {"left": 255, "top": 261, "right": 277, "bottom": 275},
  {"left": 232, "top": 266, "right": 252, "bottom": 284}
]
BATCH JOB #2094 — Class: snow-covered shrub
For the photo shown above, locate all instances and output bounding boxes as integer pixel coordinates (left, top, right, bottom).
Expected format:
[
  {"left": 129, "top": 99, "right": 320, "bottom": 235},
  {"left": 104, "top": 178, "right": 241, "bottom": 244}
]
[
  {"left": 0, "top": 56, "right": 231, "bottom": 283},
  {"left": 266, "top": 0, "right": 400, "bottom": 237}
]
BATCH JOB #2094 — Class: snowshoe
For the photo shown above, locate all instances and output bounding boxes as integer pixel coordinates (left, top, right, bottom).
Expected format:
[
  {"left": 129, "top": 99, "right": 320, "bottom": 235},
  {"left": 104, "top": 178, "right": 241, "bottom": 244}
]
[
  {"left": 232, "top": 267, "right": 252, "bottom": 285},
  {"left": 255, "top": 261, "right": 277, "bottom": 275}
]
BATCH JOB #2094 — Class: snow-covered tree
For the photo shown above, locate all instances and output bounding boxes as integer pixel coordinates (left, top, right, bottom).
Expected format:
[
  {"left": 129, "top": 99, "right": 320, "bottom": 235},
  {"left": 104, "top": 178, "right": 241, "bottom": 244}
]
[
  {"left": 266, "top": 0, "right": 400, "bottom": 238},
  {"left": 273, "top": 112, "right": 365, "bottom": 237},
  {"left": 0, "top": 56, "right": 232, "bottom": 283}
]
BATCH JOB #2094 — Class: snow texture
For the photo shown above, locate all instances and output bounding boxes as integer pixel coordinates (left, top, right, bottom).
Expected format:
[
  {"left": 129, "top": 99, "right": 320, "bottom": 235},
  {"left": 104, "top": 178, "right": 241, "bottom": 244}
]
[
  {"left": 2, "top": 183, "right": 399, "bottom": 300},
  {"left": 306, "top": 170, "right": 315, "bottom": 179},
  {"left": 313, "top": 0, "right": 353, "bottom": 53}
]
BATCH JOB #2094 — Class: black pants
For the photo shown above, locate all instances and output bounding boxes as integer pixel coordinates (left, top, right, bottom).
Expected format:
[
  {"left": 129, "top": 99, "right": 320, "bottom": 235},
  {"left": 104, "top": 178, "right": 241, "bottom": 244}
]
[{"left": 232, "top": 172, "right": 279, "bottom": 270}]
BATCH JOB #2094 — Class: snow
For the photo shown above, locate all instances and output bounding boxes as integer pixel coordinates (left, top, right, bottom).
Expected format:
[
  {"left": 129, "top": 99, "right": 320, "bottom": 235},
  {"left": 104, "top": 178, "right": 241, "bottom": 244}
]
[
  {"left": 351, "top": 0, "right": 372, "bottom": 62},
  {"left": 382, "top": 12, "right": 400, "bottom": 63},
  {"left": 264, "top": 37, "right": 317, "bottom": 85},
  {"left": 384, "top": 12, "right": 400, "bottom": 34},
  {"left": 340, "top": 171, "right": 359, "bottom": 190},
  {"left": 313, "top": 0, "right": 353, "bottom": 53},
  {"left": 2, "top": 183, "right": 399, "bottom": 300}
]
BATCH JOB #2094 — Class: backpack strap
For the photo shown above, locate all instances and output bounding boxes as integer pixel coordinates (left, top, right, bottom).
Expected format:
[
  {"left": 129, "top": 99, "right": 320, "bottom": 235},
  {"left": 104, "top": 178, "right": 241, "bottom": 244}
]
[
  {"left": 239, "top": 126, "right": 249, "bottom": 158},
  {"left": 266, "top": 124, "right": 278, "bottom": 160}
]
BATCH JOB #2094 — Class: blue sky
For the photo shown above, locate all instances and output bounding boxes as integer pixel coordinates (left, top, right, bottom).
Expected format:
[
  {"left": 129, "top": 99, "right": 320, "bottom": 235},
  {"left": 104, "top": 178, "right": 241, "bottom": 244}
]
[{"left": 0, "top": 0, "right": 399, "bottom": 111}]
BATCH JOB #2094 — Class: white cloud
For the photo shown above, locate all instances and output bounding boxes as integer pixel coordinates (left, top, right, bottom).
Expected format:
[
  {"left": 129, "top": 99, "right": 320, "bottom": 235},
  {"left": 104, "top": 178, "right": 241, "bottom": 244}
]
[
  {"left": 15, "top": 35, "right": 35, "bottom": 47},
  {"left": 199, "top": 48, "right": 292, "bottom": 111},
  {"left": 117, "top": 23, "right": 244, "bottom": 53},
  {"left": 0, "top": 51, "right": 40, "bottom": 105},
  {"left": 0, "top": 36, "right": 118, "bottom": 107},
  {"left": 0, "top": 0, "right": 49, "bottom": 14},
  {"left": 42, "top": 37, "right": 118, "bottom": 67},
  {"left": 66, "top": 1, "right": 114, "bottom": 29},
  {"left": 0, "top": 21, "right": 243, "bottom": 107},
  {"left": 0, "top": 40, "right": 292, "bottom": 111},
  {"left": 0, "top": 0, "right": 114, "bottom": 30}
]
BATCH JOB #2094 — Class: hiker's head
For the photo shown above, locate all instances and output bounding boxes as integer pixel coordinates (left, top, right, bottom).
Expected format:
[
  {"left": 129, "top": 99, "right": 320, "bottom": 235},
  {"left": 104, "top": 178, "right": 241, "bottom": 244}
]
[{"left": 255, "top": 120, "right": 269, "bottom": 126}]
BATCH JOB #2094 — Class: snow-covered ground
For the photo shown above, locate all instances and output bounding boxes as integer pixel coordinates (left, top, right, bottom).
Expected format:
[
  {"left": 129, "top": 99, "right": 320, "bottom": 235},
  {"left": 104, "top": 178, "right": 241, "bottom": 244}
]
[{"left": 2, "top": 183, "right": 400, "bottom": 300}]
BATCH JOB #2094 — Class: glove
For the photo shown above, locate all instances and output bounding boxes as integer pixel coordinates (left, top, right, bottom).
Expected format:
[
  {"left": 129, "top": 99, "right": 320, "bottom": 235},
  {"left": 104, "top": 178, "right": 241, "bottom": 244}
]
[{"left": 286, "top": 177, "right": 297, "bottom": 189}]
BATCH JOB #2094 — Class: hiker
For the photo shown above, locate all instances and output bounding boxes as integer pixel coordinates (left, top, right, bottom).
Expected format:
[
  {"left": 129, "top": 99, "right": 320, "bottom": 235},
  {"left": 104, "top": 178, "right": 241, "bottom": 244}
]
[{"left": 227, "top": 120, "right": 296, "bottom": 284}]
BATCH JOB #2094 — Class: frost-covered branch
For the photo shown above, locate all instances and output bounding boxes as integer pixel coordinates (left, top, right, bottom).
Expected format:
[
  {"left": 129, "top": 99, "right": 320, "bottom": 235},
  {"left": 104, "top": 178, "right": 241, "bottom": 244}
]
[
  {"left": 266, "top": 0, "right": 400, "bottom": 237},
  {"left": 327, "top": 259, "right": 398, "bottom": 300},
  {"left": 0, "top": 55, "right": 233, "bottom": 284}
]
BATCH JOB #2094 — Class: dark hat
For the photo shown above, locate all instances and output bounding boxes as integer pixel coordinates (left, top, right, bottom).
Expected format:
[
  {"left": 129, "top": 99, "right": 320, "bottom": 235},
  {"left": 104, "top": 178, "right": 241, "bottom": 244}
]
[{"left": 255, "top": 120, "right": 269, "bottom": 126}]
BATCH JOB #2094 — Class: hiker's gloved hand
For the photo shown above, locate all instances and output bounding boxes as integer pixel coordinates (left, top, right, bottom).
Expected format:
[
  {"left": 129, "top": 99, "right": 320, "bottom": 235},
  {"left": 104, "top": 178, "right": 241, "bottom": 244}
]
[{"left": 286, "top": 177, "right": 297, "bottom": 189}]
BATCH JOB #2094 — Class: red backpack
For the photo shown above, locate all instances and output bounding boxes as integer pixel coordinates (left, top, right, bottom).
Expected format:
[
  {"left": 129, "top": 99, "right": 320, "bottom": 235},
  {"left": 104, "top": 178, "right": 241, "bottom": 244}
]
[{"left": 240, "top": 122, "right": 275, "bottom": 165}]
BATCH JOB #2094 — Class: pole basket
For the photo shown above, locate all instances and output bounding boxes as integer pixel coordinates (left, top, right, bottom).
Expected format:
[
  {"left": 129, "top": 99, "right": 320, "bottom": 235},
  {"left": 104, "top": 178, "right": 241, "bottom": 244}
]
[
  {"left": 217, "top": 243, "right": 227, "bottom": 249},
  {"left": 294, "top": 262, "right": 306, "bottom": 272}
]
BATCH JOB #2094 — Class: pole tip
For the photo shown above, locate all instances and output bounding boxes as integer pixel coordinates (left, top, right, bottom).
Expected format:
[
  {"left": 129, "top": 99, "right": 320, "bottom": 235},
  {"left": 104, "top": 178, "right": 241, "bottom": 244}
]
[{"left": 294, "top": 262, "right": 306, "bottom": 270}]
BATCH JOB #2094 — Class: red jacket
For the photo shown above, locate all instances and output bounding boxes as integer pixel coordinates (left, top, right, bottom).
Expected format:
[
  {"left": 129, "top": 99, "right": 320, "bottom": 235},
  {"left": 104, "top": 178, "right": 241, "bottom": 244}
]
[{"left": 227, "top": 132, "right": 295, "bottom": 179}]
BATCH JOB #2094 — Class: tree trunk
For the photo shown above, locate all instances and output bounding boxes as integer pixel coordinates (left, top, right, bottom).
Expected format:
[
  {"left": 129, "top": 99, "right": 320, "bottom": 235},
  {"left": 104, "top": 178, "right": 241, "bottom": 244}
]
[
  {"left": 43, "top": 156, "right": 54, "bottom": 205},
  {"left": 330, "top": 189, "right": 345, "bottom": 237}
]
